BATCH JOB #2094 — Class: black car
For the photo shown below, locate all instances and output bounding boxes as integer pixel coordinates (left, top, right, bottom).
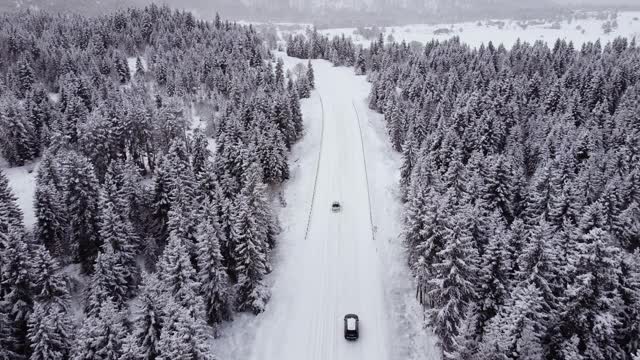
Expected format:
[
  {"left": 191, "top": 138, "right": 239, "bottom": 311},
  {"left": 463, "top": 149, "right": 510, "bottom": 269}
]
[{"left": 344, "top": 314, "right": 359, "bottom": 340}]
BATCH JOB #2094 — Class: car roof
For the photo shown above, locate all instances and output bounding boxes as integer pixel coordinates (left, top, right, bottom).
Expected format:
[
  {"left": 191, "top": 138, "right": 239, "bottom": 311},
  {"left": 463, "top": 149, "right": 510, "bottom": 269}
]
[{"left": 346, "top": 317, "right": 357, "bottom": 330}]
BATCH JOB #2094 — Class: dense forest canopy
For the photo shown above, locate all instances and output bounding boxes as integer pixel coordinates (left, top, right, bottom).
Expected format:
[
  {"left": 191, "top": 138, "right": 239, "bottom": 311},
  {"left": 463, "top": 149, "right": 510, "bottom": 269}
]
[
  {"left": 287, "top": 30, "right": 640, "bottom": 360},
  {"left": 0, "top": 5, "right": 315, "bottom": 359}
]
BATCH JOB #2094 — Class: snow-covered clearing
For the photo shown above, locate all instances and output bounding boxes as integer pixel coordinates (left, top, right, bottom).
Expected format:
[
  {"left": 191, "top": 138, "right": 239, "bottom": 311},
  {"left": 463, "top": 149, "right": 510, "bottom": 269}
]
[
  {"left": 278, "top": 11, "right": 640, "bottom": 48},
  {"left": 213, "top": 54, "right": 437, "bottom": 359},
  {"left": 1, "top": 158, "right": 38, "bottom": 228},
  {"left": 126, "top": 56, "right": 147, "bottom": 77}
]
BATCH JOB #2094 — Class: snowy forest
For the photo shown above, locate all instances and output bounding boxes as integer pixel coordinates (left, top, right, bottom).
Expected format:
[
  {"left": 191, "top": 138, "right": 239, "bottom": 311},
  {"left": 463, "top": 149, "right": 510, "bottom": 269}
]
[
  {"left": 288, "top": 31, "right": 640, "bottom": 359},
  {"left": 0, "top": 5, "right": 315, "bottom": 359}
]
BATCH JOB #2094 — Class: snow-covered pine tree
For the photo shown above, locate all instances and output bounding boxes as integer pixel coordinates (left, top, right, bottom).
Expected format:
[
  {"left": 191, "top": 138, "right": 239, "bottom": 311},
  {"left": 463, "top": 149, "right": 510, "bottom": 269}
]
[
  {"left": 399, "top": 126, "right": 418, "bottom": 197},
  {"left": 615, "top": 252, "right": 640, "bottom": 357},
  {"left": 61, "top": 150, "right": 101, "bottom": 272},
  {"left": 156, "top": 299, "right": 212, "bottom": 360},
  {"left": 444, "top": 303, "right": 480, "bottom": 360},
  {"left": 118, "top": 333, "right": 142, "bottom": 360},
  {"left": 257, "top": 122, "right": 290, "bottom": 185},
  {"left": 127, "top": 273, "right": 167, "bottom": 360},
  {"left": 98, "top": 179, "right": 140, "bottom": 296},
  {"left": 30, "top": 245, "right": 69, "bottom": 306},
  {"left": 16, "top": 56, "right": 34, "bottom": 98},
  {"left": 157, "top": 232, "right": 205, "bottom": 319},
  {"left": 426, "top": 205, "right": 479, "bottom": 354},
  {"left": 34, "top": 152, "right": 67, "bottom": 256},
  {"left": 477, "top": 212, "right": 512, "bottom": 329},
  {"left": 480, "top": 154, "right": 514, "bottom": 223},
  {"left": 84, "top": 242, "right": 128, "bottom": 316},
  {"left": 196, "top": 200, "right": 233, "bottom": 326},
  {"left": 28, "top": 301, "right": 72, "bottom": 360},
  {"left": 0, "top": 94, "right": 36, "bottom": 166},
  {"left": 559, "top": 227, "right": 625, "bottom": 360},
  {"left": 191, "top": 129, "right": 211, "bottom": 176},
  {"left": 272, "top": 94, "right": 296, "bottom": 149},
  {"left": 135, "top": 57, "right": 145, "bottom": 78},
  {"left": 288, "top": 87, "right": 304, "bottom": 140},
  {"left": 306, "top": 60, "right": 315, "bottom": 89},
  {"left": 515, "top": 220, "right": 562, "bottom": 318},
  {"left": 72, "top": 299, "right": 128, "bottom": 360},
  {"left": 0, "top": 228, "right": 35, "bottom": 358},
  {"left": 114, "top": 52, "right": 130, "bottom": 84},
  {"left": 274, "top": 58, "right": 284, "bottom": 89},
  {"left": 0, "top": 168, "right": 24, "bottom": 232},
  {"left": 479, "top": 283, "right": 547, "bottom": 360},
  {"left": 151, "top": 156, "right": 173, "bottom": 244},
  {"left": 230, "top": 188, "right": 270, "bottom": 314}
]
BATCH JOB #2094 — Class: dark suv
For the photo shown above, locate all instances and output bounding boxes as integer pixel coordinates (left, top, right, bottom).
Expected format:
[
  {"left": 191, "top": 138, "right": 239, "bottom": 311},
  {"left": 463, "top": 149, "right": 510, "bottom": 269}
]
[{"left": 344, "top": 314, "right": 359, "bottom": 340}]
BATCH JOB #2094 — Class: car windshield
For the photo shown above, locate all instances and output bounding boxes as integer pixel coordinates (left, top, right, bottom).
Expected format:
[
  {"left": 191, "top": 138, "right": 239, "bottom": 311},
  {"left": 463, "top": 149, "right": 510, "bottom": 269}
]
[{"left": 346, "top": 318, "right": 356, "bottom": 330}]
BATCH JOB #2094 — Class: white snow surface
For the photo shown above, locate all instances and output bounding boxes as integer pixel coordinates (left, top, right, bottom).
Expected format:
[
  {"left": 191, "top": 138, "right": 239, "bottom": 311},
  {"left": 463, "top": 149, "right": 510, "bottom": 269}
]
[
  {"left": 279, "top": 11, "right": 640, "bottom": 49},
  {"left": 213, "top": 54, "right": 438, "bottom": 359},
  {"left": 1, "top": 158, "right": 39, "bottom": 228}
]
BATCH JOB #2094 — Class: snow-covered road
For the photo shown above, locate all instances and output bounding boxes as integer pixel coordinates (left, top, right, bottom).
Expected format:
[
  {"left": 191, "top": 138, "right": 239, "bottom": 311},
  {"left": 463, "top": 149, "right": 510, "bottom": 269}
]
[
  {"left": 214, "top": 55, "right": 438, "bottom": 360},
  {"left": 249, "top": 58, "right": 389, "bottom": 360}
]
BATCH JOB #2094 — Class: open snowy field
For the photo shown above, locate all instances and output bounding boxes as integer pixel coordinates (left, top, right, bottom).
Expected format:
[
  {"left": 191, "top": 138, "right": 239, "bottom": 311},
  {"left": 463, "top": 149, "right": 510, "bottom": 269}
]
[{"left": 275, "top": 11, "right": 640, "bottom": 48}]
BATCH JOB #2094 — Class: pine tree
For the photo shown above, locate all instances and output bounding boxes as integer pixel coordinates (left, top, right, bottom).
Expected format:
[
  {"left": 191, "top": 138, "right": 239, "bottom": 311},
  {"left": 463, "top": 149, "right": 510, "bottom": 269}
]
[
  {"left": 272, "top": 94, "right": 296, "bottom": 149},
  {"left": 400, "top": 127, "right": 418, "bottom": 196},
  {"left": 191, "top": 129, "right": 211, "bottom": 176},
  {"left": 85, "top": 243, "right": 128, "bottom": 316},
  {"left": 426, "top": 208, "right": 479, "bottom": 354},
  {"left": 62, "top": 151, "right": 101, "bottom": 272},
  {"left": 98, "top": 183, "right": 139, "bottom": 296},
  {"left": 28, "top": 302, "right": 72, "bottom": 360},
  {"left": 0, "top": 95, "right": 36, "bottom": 166},
  {"left": 17, "top": 57, "right": 34, "bottom": 98},
  {"left": 0, "top": 168, "right": 24, "bottom": 232},
  {"left": 135, "top": 57, "right": 145, "bottom": 78},
  {"left": 72, "top": 299, "right": 128, "bottom": 360},
  {"left": 231, "top": 189, "right": 270, "bottom": 314},
  {"left": 306, "top": 60, "right": 315, "bottom": 89},
  {"left": 0, "top": 228, "right": 35, "bottom": 358},
  {"left": 114, "top": 53, "right": 130, "bottom": 84},
  {"left": 151, "top": 156, "right": 172, "bottom": 244},
  {"left": 355, "top": 51, "right": 366, "bottom": 75},
  {"left": 118, "top": 333, "right": 142, "bottom": 360},
  {"left": 30, "top": 245, "right": 69, "bottom": 305},
  {"left": 445, "top": 303, "right": 479, "bottom": 360},
  {"left": 34, "top": 156, "right": 66, "bottom": 257},
  {"left": 156, "top": 300, "right": 212, "bottom": 360},
  {"left": 477, "top": 214, "right": 512, "bottom": 329},
  {"left": 616, "top": 252, "right": 640, "bottom": 357},
  {"left": 480, "top": 155, "right": 514, "bottom": 222},
  {"left": 128, "top": 273, "right": 166, "bottom": 360},
  {"left": 480, "top": 283, "right": 547, "bottom": 360},
  {"left": 157, "top": 233, "right": 205, "bottom": 319},
  {"left": 289, "top": 88, "right": 304, "bottom": 140},
  {"left": 559, "top": 228, "right": 624, "bottom": 360},
  {"left": 385, "top": 96, "right": 404, "bottom": 152},
  {"left": 196, "top": 201, "right": 233, "bottom": 326},
  {"left": 274, "top": 58, "right": 284, "bottom": 89}
]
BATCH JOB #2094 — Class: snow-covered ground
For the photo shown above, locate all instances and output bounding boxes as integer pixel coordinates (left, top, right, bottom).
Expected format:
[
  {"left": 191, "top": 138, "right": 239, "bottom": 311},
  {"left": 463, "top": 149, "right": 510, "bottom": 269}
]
[
  {"left": 214, "top": 54, "right": 437, "bottom": 359},
  {"left": 0, "top": 158, "right": 38, "bottom": 228},
  {"left": 277, "top": 11, "right": 640, "bottom": 48}
]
